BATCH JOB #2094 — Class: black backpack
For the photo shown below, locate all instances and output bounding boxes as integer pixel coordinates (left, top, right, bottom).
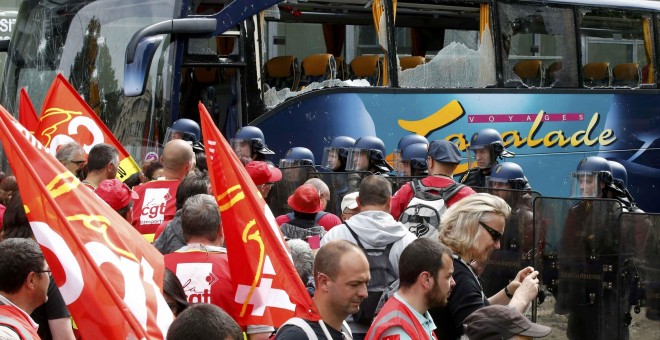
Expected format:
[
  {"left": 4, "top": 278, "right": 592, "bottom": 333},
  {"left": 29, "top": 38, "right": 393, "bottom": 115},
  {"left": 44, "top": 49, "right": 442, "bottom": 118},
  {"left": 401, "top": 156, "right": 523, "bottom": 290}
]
[
  {"left": 345, "top": 222, "right": 398, "bottom": 326},
  {"left": 398, "top": 180, "right": 465, "bottom": 239}
]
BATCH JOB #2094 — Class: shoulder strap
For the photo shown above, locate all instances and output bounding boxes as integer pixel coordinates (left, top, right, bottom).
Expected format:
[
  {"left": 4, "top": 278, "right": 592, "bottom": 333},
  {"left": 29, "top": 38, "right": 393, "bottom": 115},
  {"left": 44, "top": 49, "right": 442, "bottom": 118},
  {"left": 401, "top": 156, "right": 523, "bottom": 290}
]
[
  {"left": 277, "top": 318, "right": 318, "bottom": 340},
  {"left": 344, "top": 222, "right": 365, "bottom": 249},
  {"left": 314, "top": 211, "right": 329, "bottom": 223},
  {"left": 287, "top": 212, "right": 295, "bottom": 221},
  {"left": 440, "top": 182, "right": 465, "bottom": 202},
  {"left": 344, "top": 222, "right": 395, "bottom": 251}
]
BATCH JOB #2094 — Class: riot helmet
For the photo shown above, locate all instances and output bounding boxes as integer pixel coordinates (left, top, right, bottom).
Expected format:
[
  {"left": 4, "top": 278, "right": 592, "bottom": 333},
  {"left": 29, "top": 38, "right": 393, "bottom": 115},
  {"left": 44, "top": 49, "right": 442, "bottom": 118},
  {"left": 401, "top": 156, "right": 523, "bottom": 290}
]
[
  {"left": 231, "top": 126, "right": 274, "bottom": 160},
  {"left": 164, "top": 118, "right": 204, "bottom": 153},
  {"left": 321, "top": 136, "right": 355, "bottom": 171},
  {"left": 468, "top": 128, "right": 513, "bottom": 169},
  {"left": 570, "top": 156, "right": 613, "bottom": 198},
  {"left": 280, "top": 147, "right": 316, "bottom": 167},
  {"left": 607, "top": 160, "right": 628, "bottom": 190},
  {"left": 397, "top": 143, "right": 428, "bottom": 176},
  {"left": 346, "top": 136, "right": 393, "bottom": 173},
  {"left": 487, "top": 162, "right": 529, "bottom": 190},
  {"left": 393, "top": 134, "right": 428, "bottom": 174}
]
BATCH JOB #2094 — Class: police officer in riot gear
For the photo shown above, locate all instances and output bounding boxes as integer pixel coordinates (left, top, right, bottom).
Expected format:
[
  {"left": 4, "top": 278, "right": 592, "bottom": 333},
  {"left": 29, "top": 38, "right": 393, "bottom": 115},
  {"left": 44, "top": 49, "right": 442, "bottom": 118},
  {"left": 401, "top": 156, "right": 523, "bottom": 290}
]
[
  {"left": 396, "top": 143, "right": 428, "bottom": 177},
  {"left": 280, "top": 147, "right": 315, "bottom": 168},
  {"left": 606, "top": 160, "right": 639, "bottom": 211},
  {"left": 321, "top": 136, "right": 355, "bottom": 172},
  {"left": 480, "top": 162, "right": 536, "bottom": 296},
  {"left": 461, "top": 128, "right": 514, "bottom": 187},
  {"left": 165, "top": 118, "right": 205, "bottom": 153},
  {"left": 393, "top": 134, "right": 428, "bottom": 175},
  {"left": 559, "top": 156, "right": 629, "bottom": 340},
  {"left": 345, "top": 136, "right": 393, "bottom": 174},
  {"left": 231, "top": 126, "right": 275, "bottom": 163}
]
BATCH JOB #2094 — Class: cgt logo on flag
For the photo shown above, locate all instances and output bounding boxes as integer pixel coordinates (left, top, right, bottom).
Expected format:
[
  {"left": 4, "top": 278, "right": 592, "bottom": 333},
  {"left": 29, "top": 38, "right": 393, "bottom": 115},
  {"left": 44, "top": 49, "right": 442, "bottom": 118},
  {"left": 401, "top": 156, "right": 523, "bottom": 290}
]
[
  {"left": 35, "top": 74, "right": 140, "bottom": 182},
  {"left": 0, "top": 105, "right": 172, "bottom": 339},
  {"left": 234, "top": 254, "right": 296, "bottom": 317},
  {"left": 199, "top": 101, "right": 320, "bottom": 327}
]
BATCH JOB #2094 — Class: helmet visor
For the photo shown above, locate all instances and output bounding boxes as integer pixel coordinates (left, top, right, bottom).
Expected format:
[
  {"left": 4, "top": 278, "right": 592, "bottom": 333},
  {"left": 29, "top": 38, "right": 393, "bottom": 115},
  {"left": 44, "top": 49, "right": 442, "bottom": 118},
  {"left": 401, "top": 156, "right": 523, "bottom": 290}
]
[
  {"left": 279, "top": 159, "right": 307, "bottom": 168},
  {"left": 346, "top": 149, "right": 371, "bottom": 171},
  {"left": 231, "top": 138, "right": 253, "bottom": 158},
  {"left": 164, "top": 128, "right": 198, "bottom": 144},
  {"left": 569, "top": 171, "right": 604, "bottom": 198},
  {"left": 321, "top": 147, "right": 343, "bottom": 171}
]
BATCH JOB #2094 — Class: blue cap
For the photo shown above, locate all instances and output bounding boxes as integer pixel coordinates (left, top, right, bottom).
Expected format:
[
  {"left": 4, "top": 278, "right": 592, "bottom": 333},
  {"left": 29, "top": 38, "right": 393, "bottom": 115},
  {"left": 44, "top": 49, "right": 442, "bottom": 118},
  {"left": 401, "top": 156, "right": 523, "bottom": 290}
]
[{"left": 427, "top": 140, "right": 461, "bottom": 164}]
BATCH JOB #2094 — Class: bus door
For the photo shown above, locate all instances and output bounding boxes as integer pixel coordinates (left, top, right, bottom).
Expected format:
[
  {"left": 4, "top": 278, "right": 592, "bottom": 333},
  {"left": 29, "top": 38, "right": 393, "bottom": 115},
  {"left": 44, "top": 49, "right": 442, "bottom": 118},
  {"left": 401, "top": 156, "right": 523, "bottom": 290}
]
[{"left": 178, "top": 28, "right": 249, "bottom": 138}]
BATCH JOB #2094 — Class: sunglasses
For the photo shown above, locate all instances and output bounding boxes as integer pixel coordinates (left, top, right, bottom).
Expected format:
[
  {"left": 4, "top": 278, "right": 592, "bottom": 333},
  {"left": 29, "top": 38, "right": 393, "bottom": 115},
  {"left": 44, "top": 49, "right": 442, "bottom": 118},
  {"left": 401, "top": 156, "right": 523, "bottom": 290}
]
[
  {"left": 479, "top": 221, "right": 502, "bottom": 242},
  {"left": 70, "top": 160, "right": 86, "bottom": 165}
]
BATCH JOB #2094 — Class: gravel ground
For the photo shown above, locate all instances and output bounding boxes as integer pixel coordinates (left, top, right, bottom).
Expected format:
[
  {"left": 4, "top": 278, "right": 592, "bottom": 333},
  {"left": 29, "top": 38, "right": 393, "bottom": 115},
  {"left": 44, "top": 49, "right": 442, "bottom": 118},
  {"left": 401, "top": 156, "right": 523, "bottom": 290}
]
[{"left": 530, "top": 296, "right": 659, "bottom": 339}]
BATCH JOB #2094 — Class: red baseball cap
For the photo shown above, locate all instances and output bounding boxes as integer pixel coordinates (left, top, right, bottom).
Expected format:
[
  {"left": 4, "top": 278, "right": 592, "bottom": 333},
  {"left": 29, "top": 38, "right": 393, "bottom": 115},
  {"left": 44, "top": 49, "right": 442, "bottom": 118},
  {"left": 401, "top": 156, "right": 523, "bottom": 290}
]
[
  {"left": 95, "top": 179, "right": 139, "bottom": 210},
  {"left": 246, "top": 161, "right": 282, "bottom": 186},
  {"left": 287, "top": 184, "right": 323, "bottom": 214}
]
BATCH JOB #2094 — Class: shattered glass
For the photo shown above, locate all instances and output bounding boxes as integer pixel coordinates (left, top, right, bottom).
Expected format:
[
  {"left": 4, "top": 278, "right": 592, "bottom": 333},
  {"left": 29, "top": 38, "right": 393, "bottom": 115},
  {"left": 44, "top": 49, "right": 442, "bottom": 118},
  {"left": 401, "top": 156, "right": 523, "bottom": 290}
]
[
  {"left": 399, "top": 27, "right": 496, "bottom": 88},
  {"left": 264, "top": 78, "right": 370, "bottom": 109}
]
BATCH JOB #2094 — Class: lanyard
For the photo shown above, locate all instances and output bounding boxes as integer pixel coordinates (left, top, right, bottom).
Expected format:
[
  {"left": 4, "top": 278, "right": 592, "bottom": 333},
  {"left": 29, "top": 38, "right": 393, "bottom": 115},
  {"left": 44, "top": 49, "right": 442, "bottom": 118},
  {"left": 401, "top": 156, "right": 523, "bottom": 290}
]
[{"left": 452, "top": 253, "right": 487, "bottom": 302}]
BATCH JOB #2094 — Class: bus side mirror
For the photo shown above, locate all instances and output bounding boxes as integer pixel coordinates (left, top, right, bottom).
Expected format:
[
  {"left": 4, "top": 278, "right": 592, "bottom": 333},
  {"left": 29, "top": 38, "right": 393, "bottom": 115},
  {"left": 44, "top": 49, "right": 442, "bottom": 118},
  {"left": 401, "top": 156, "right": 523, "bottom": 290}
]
[
  {"left": 0, "top": 39, "right": 10, "bottom": 52},
  {"left": 123, "top": 0, "right": 284, "bottom": 97},
  {"left": 124, "top": 19, "right": 216, "bottom": 96}
]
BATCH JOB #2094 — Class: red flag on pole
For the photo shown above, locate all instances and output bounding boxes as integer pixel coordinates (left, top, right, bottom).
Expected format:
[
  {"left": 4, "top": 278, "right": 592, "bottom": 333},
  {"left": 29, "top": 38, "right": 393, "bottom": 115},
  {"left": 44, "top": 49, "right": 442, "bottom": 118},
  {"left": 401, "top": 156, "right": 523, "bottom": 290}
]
[
  {"left": 0, "top": 105, "right": 173, "bottom": 339},
  {"left": 34, "top": 73, "right": 140, "bottom": 182},
  {"left": 198, "top": 102, "right": 320, "bottom": 327},
  {"left": 19, "top": 87, "right": 39, "bottom": 133}
]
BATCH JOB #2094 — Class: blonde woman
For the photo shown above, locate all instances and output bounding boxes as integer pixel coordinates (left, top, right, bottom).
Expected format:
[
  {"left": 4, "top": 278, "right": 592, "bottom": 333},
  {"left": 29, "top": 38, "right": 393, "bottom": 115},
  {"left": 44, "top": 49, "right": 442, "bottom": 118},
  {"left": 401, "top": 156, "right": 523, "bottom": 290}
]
[{"left": 430, "top": 193, "right": 540, "bottom": 340}]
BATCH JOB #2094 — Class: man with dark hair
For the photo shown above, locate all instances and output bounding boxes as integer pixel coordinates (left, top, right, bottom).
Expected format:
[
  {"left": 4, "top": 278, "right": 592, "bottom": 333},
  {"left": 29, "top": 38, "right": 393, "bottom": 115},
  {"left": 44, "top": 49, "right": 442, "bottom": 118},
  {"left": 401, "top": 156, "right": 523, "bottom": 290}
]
[
  {"left": 164, "top": 194, "right": 272, "bottom": 339},
  {"left": 132, "top": 139, "right": 194, "bottom": 242},
  {"left": 82, "top": 143, "right": 119, "bottom": 189},
  {"left": 55, "top": 142, "right": 87, "bottom": 180},
  {"left": 153, "top": 170, "right": 210, "bottom": 254},
  {"left": 276, "top": 240, "right": 370, "bottom": 339},
  {"left": 321, "top": 175, "right": 416, "bottom": 337},
  {"left": 366, "top": 238, "right": 455, "bottom": 339},
  {"left": 0, "top": 238, "right": 50, "bottom": 339},
  {"left": 167, "top": 303, "right": 243, "bottom": 340}
]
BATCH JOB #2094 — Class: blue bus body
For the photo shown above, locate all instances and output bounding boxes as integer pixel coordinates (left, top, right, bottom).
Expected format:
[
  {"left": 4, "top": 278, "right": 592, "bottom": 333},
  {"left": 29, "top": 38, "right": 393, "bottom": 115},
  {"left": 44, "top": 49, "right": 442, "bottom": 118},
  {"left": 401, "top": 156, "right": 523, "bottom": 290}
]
[{"left": 255, "top": 89, "right": 659, "bottom": 211}]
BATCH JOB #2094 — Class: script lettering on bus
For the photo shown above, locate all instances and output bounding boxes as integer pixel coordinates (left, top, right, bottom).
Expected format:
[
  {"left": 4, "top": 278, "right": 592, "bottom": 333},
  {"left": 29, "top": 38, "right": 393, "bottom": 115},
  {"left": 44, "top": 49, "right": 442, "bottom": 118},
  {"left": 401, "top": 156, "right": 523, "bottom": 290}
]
[{"left": 400, "top": 101, "right": 617, "bottom": 150}]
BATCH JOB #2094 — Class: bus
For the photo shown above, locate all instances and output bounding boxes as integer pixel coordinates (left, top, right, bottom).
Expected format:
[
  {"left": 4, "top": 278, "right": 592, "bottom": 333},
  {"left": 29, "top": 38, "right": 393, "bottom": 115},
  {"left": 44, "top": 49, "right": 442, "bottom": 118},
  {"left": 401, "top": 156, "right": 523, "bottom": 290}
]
[{"left": 1, "top": 0, "right": 659, "bottom": 213}]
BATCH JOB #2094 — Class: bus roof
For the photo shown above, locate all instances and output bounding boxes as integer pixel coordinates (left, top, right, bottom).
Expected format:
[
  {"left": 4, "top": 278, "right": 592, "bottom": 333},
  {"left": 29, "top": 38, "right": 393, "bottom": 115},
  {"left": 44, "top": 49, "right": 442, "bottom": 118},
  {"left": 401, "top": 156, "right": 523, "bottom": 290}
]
[{"left": 540, "top": 0, "right": 660, "bottom": 11}]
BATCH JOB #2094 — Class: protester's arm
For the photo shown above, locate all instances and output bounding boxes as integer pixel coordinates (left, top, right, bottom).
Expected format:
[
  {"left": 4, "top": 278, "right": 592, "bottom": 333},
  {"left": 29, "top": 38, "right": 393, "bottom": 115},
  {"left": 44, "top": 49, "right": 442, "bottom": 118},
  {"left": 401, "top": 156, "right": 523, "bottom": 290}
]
[
  {"left": 390, "top": 183, "right": 413, "bottom": 220},
  {"left": 507, "top": 271, "right": 540, "bottom": 313},
  {"left": 488, "top": 266, "right": 534, "bottom": 305},
  {"left": 380, "top": 326, "right": 413, "bottom": 340},
  {"left": 0, "top": 326, "right": 20, "bottom": 340},
  {"left": 48, "top": 318, "right": 75, "bottom": 340}
]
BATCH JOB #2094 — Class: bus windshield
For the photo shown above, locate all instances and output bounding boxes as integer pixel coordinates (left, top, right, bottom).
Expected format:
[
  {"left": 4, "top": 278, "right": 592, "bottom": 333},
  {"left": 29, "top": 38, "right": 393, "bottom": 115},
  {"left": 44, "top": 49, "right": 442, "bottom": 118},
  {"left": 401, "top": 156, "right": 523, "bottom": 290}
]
[{"left": 0, "top": 0, "right": 176, "bottom": 157}]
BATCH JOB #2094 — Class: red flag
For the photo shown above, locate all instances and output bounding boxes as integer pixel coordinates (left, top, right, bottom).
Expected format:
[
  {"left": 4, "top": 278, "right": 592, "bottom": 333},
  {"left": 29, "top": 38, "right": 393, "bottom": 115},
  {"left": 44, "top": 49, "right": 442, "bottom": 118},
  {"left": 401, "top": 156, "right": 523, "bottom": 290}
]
[
  {"left": 19, "top": 87, "right": 39, "bottom": 133},
  {"left": 35, "top": 73, "right": 140, "bottom": 182},
  {"left": 0, "top": 105, "right": 173, "bottom": 339},
  {"left": 199, "top": 102, "right": 320, "bottom": 326}
]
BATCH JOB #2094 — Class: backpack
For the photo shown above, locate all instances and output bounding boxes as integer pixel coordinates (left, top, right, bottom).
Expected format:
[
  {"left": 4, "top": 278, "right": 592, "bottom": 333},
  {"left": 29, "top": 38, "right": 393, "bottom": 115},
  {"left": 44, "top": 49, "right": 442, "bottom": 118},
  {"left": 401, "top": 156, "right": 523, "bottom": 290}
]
[
  {"left": 398, "top": 179, "right": 465, "bottom": 239},
  {"left": 345, "top": 222, "right": 398, "bottom": 326},
  {"left": 286, "top": 211, "right": 328, "bottom": 229}
]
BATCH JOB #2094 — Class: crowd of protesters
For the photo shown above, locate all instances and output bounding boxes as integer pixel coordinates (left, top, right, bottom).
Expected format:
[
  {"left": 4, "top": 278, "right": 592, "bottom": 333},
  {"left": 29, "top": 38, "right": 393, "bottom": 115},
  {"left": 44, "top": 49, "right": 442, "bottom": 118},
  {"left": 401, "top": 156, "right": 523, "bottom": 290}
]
[{"left": 6, "top": 122, "right": 654, "bottom": 340}]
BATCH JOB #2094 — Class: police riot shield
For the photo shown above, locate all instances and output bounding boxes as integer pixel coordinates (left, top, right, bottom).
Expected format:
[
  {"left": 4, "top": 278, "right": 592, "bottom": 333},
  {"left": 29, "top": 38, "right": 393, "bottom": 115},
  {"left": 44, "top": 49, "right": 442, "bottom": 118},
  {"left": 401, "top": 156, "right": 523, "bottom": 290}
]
[
  {"left": 266, "top": 165, "right": 316, "bottom": 217},
  {"left": 533, "top": 197, "right": 623, "bottom": 340},
  {"left": 307, "top": 171, "right": 371, "bottom": 216},
  {"left": 619, "top": 212, "right": 660, "bottom": 340},
  {"left": 478, "top": 188, "right": 541, "bottom": 297},
  {"left": 387, "top": 176, "right": 426, "bottom": 194}
]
